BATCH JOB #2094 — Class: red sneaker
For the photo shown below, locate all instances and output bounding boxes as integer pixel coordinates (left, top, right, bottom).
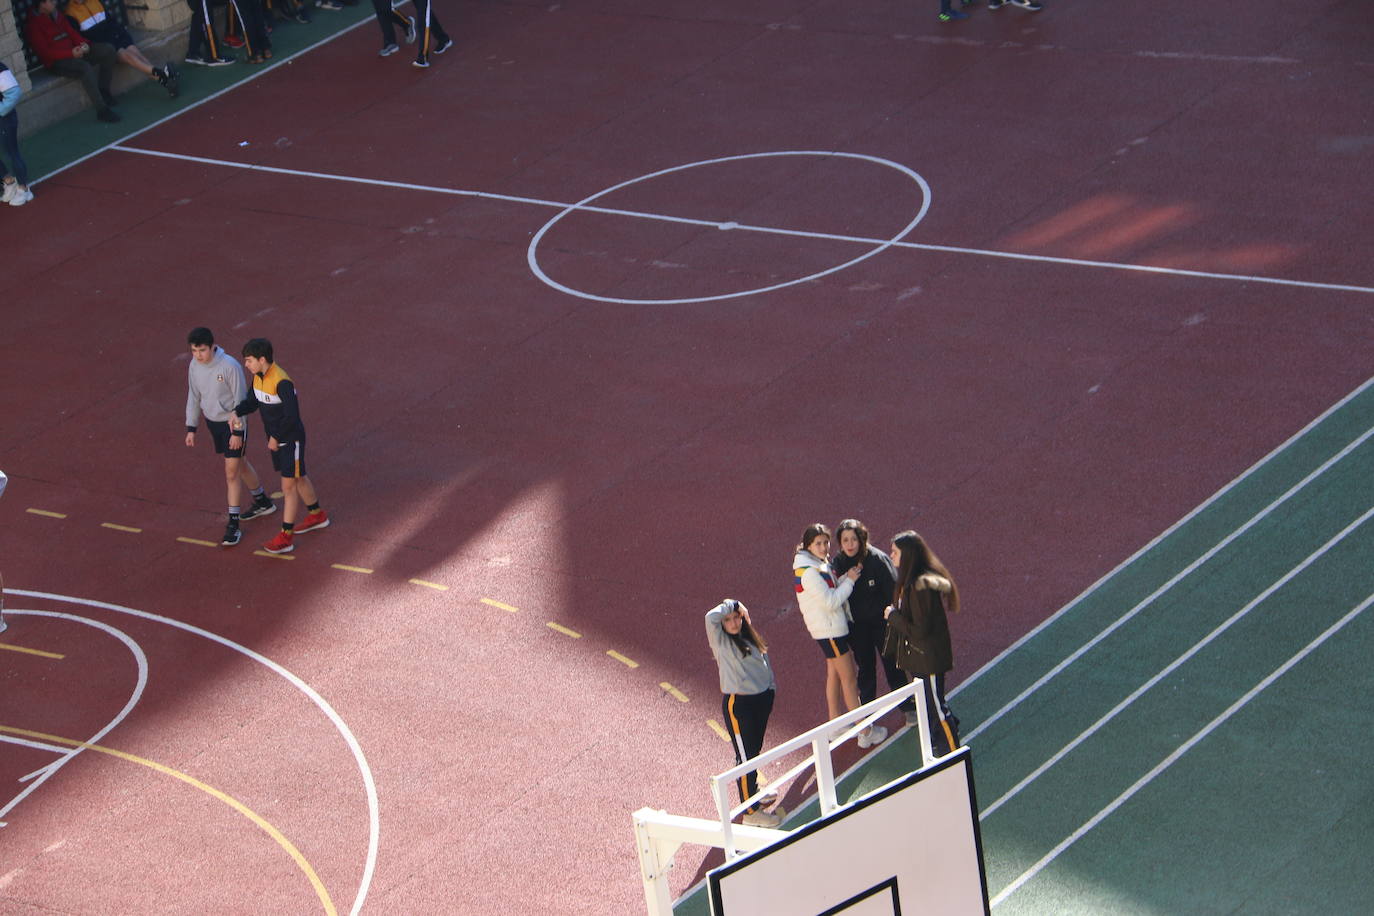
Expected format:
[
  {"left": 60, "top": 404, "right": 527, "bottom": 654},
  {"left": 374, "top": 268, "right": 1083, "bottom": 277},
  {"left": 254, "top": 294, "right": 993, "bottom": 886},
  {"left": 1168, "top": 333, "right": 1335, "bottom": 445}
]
[
  {"left": 296, "top": 509, "right": 330, "bottom": 534},
  {"left": 222, "top": 34, "right": 245, "bottom": 48},
  {"left": 263, "top": 530, "right": 295, "bottom": 554}
]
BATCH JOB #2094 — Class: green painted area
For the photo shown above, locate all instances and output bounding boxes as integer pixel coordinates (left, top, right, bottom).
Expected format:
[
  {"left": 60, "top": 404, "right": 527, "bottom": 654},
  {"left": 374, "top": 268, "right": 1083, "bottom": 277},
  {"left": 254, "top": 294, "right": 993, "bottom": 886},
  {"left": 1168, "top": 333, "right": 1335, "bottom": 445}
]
[
  {"left": 21, "top": 5, "right": 371, "bottom": 184},
  {"left": 675, "top": 379, "right": 1374, "bottom": 915}
]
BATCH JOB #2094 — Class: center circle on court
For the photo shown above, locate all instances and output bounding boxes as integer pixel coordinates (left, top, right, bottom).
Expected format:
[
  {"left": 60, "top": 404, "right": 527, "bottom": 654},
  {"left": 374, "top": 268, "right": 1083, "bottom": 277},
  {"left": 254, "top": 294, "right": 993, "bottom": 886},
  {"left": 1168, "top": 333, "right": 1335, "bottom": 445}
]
[{"left": 526, "top": 151, "right": 932, "bottom": 305}]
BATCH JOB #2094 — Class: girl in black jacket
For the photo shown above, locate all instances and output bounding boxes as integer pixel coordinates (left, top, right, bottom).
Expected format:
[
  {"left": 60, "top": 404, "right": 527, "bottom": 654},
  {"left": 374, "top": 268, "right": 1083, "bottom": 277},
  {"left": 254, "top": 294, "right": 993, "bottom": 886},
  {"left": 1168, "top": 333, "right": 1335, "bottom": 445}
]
[{"left": 884, "top": 529, "right": 961, "bottom": 754}]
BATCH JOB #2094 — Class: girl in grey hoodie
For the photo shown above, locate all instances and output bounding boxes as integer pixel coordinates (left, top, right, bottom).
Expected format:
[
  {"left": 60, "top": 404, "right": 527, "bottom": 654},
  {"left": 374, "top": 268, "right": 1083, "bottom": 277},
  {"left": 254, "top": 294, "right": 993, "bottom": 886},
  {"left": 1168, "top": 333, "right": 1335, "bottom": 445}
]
[{"left": 705, "top": 599, "right": 783, "bottom": 828}]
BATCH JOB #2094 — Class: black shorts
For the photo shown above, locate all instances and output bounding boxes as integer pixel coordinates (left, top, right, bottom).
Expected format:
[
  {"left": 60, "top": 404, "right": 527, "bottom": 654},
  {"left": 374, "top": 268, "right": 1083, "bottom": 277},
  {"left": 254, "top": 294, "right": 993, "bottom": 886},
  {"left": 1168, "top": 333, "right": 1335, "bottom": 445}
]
[
  {"left": 816, "top": 635, "right": 852, "bottom": 659},
  {"left": 205, "top": 419, "right": 248, "bottom": 458},
  {"left": 83, "top": 20, "right": 136, "bottom": 49},
  {"left": 271, "top": 440, "right": 308, "bottom": 479}
]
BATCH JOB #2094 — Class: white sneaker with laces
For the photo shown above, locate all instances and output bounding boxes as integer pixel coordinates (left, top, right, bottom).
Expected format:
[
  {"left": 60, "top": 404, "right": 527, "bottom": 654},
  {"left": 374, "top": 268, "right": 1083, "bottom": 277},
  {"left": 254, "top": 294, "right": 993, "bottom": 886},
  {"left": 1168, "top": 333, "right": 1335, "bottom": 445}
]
[
  {"left": 1, "top": 181, "right": 15, "bottom": 203},
  {"left": 742, "top": 809, "right": 782, "bottom": 828},
  {"left": 857, "top": 724, "right": 889, "bottom": 748},
  {"left": 9, "top": 187, "right": 33, "bottom": 207}
]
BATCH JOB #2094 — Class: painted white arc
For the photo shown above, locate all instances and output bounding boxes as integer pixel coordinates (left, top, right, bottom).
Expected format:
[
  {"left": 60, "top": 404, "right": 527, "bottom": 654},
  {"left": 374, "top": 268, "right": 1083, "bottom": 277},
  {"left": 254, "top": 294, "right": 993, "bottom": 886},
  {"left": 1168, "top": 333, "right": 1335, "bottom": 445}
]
[{"left": 6, "top": 590, "right": 379, "bottom": 916}]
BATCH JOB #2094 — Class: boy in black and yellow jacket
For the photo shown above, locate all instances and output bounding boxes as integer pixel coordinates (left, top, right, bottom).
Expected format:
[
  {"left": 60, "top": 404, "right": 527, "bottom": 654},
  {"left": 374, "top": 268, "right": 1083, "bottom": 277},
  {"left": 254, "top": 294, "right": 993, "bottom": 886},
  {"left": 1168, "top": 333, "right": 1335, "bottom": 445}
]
[{"left": 234, "top": 338, "right": 330, "bottom": 554}]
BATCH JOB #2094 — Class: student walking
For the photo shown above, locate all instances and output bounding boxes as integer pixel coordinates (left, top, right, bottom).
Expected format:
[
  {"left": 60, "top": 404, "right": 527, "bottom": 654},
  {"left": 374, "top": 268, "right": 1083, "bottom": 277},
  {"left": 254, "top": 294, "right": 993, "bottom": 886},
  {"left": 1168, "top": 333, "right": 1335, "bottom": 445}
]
[
  {"left": 372, "top": 0, "right": 416, "bottom": 57},
  {"left": 793, "top": 522, "right": 887, "bottom": 749},
  {"left": 884, "top": 529, "right": 962, "bottom": 755},
  {"left": 185, "top": 328, "right": 277, "bottom": 546},
  {"left": 705, "top": 599, "right": 783, "bottom": 828},
  {"left": 234, "top": 338, "right": 329, "bottom": 554},
  {"left": 409, "top": 0, "right": 452, "bottom": 68}
]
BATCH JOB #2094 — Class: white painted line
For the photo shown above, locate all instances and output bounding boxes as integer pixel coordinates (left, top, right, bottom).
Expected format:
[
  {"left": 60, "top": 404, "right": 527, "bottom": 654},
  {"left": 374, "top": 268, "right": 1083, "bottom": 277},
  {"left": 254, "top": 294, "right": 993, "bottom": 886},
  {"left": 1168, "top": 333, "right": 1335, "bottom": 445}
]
[
  {"left": 8, "top": 590, "right": 378, "bottom": 916},
  {"left": 955, "top": 376, "right": 1374, "bottom": 702},
  {"left": 0, "top": 611, "right": 148, "bottom": 821},
  {"left": 1, "top": 737, "right": 69, "bottom": 757},
  {"left": 964, "top": 416, "right": 1374, "bottom": 744},
  {"left": 980, "top": 503, "right": 1374, "bottom": 820},
  {"left": 107, "top": 146, "right": 1374, "bottom": 298},
  {"left": 991, "top": 587, "right": 1374, "bottom": 907},
  {"left": 33, "top": 16, "right": 377, "bottom": 188}
]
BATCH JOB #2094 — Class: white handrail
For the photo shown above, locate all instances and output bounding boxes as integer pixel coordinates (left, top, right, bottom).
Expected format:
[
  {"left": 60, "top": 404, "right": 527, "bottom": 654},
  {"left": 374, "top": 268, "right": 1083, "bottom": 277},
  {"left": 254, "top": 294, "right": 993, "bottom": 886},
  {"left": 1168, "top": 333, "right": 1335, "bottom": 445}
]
[{"left": 634, "top": 679, "right": 953, "bottom": 915}]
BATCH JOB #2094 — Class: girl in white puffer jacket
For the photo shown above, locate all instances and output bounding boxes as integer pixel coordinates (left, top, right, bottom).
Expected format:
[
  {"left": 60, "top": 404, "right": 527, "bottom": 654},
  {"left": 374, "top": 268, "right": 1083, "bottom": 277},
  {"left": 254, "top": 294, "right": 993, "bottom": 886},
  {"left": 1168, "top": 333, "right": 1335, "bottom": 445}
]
[{"left": 792, "top": 523, "right": 887, "bottom": 749}]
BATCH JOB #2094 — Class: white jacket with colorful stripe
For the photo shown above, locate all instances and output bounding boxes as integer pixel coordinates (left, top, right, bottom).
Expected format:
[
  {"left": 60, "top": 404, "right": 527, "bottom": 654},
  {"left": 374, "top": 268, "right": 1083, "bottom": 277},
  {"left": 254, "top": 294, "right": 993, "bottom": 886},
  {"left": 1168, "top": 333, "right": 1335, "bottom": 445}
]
[{"left": 793, "top": 550, "right": 854, "bottom": 639}]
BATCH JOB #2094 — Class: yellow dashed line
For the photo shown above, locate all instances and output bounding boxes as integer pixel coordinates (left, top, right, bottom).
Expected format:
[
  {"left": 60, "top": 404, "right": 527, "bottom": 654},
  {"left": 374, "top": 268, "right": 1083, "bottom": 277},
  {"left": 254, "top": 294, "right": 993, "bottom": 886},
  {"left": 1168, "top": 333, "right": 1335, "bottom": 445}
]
[
  {"left": 547, "top": 622, "right": 581, "bottom": 639},
  {"left": 707, "top": 719, "right": 730, "bottom": 742},
  {"left": 409, "top": 579, "right": 448, "bottom": 591},
  {"left": 101, "top": 523, "right": 142, "bottom": 533},
  {"left": 607, "top": 650, "right": 639, "bottom": 668},
  {"left": 0, "top": 724, "right": 337, "bottom": 916},
  {"left": 177, "top": 536, "right": 218, "bottom": 548},
  {"left": 0, "top": 643, "right": 65, "bottom": 660},
  {"left": 254, "top": 550, "right": 296, "bottom": 561},
  {"left": 330, "top": 564, "right": 373, "bottom": 575},
  {"left": 27, "top": 508, "right": 67, "bottom": 519},
  {"left": 480, "top": 598, "right": 519, "bottom": 613},
  {"left": 660, "top": 682, "right": 689, "bottom": 702}
]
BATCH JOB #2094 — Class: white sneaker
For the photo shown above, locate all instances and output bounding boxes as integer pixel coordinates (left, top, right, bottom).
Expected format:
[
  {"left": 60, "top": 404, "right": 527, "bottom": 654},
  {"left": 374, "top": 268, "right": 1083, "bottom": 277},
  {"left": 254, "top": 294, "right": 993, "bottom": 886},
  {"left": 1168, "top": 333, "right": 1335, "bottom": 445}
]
[
  {"left": 742, "top": 809, "right": 782, "bottom": 828},
  {"left": 1, "top": 181, "right": 15, "bottom": 203},
  {"left": 857, "top": 724, "right": 888, "bottom": 748},
  {"left": 904, "top": 709, "right": 918, "bottom": 727},
  {"left": 8, "top": 187, "right": 33, "bottom": 207}
]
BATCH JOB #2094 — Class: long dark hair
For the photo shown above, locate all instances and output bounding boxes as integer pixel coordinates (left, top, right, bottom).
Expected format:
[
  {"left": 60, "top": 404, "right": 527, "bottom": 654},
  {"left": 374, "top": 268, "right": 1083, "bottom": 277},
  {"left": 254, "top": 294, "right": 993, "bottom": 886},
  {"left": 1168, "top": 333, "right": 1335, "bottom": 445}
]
[
  {"left": 724, "top": 599, "right": 769, "bottom": 658},
  {"left": 892, "top": 530, "right": 960, "bottom": 614}
]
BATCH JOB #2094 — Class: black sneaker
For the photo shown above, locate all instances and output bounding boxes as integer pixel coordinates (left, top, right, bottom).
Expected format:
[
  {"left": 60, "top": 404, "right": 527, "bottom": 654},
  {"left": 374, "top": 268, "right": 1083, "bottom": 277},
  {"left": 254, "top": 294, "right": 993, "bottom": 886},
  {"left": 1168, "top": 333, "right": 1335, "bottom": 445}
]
[
  {"left": 988, "top": 0, "right": 1006, "bottom": 7},
  {"left": 97, "top": 107, "right": 121, "bottom": 123},
  {"left": 239, "top": 500, "right": 278, "bottom": 521},
  {"left": 221, "top": 524, "right": 243, "bottom": 547}
]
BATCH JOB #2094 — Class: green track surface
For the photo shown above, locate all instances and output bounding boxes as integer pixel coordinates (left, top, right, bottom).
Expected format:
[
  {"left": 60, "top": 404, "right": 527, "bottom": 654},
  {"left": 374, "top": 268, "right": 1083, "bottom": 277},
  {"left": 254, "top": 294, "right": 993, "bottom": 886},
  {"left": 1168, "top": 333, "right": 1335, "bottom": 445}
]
[
  {"left": 23, "top": 4, "right": 370, "bottom": 184},
  {"left": 676, "top": 378, "right": 1374, "bottom": 915}
]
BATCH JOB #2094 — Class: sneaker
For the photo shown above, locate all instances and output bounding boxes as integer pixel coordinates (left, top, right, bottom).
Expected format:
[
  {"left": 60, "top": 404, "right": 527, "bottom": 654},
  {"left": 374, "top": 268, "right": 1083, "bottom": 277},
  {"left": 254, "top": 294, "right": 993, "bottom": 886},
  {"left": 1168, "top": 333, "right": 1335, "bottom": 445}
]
[
  {"left": 857, "top": 724, "right": 889, "bottom": 748},
  {"left": 403, "top": 15, "right": 416, "bottom": 43},
  {"left": 8, "top": 187, "right": 33, "bottom": 207},
  {"left": 223, "top": 34, "right": 245, "bottom": 48},
  {"left": 988, "top": 0, "right": 1006, "bottom": 6},
  {"left": 741, "top": 809, "right": 782, "bottom": 828},
  {"left": 433, "top": 36, "right": 453, "bottom": 54},
  {"left": 295, "top": 509, "right": 330, "bottom": 534},
  {"left": 904, "top": 709, "right": 918, "bottom": 727},
  {"left": 239, "top": 500, "right": 277, "bottom": 522},
  {"left": 1, "top": 181, "right": 16, "bottom": 203},
  {"left": 412, "top": 56, "right": 430, "bottom": 68},
  {"left": 159, "top": 63, "right": 181, "bottom": 97},
  {"left": 379, "top": 43, "right": 399, "bottom": 56},
  {"left": 96, "top": 107, "right": 121, "bottom": 123},
  {"left": 293, "top": 9, "right": 312, "bottom": 22},
  {"left": 1009, "top": 0, "right": 1042, "bottom": 7},
  {"left": 316, "top": 0, "right": 343, "bottom": 9},
  {"left": 221, "top": 524, "right": 243, "bottom": 547},
  {"left": 187, "top": 54, "right": 235, "bottom": 66},
  {"left": 263, "top": 530, "right": 295, "bottom": 554},
  {"left": 937, "top": 8, "right": 968, "bottom": 20}
]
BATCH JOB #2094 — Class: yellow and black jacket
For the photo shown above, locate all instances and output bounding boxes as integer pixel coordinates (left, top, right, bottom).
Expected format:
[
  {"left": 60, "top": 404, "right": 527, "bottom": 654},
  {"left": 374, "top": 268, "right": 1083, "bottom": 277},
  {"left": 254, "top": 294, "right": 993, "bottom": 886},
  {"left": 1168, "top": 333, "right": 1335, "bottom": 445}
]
[{"left": 235, "top": 363, "right": 305, "bottom": 443}]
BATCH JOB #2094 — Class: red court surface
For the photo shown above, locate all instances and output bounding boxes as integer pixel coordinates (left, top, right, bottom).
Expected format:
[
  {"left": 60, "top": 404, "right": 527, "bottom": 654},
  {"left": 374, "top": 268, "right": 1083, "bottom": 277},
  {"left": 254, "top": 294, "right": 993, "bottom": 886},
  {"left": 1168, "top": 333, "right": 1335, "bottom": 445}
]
[{"left": 2, "top": 1, "right": 1371, "bottom": 912}]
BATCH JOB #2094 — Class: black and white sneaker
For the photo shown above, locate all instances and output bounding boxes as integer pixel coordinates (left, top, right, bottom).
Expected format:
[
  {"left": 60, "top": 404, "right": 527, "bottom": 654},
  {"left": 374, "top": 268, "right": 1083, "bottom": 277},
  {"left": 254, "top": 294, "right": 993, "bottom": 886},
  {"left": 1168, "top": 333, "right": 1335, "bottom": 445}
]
[
  {"left": 221, "top": 524, "right": 243, "bottom": 547},
  {"left": 1009, "top": 0, "right": 1042, "bottom": 9},
  {"left": 404, "top": 16, "right": 417, "bottom": 44},
  {"left": 433, "top": 37, "right": 453, "bottom": 54},
  {"left": 239, "top": 500, "right": 278, "bottom": 522}
]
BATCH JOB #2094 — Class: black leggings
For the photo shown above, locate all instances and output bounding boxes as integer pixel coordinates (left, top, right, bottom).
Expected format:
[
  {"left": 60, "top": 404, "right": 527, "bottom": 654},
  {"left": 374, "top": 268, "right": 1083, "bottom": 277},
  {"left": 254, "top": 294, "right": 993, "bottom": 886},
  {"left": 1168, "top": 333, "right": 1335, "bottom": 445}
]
[{"left": 721, "top": 688, "right": 774, "bottom": 812}]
